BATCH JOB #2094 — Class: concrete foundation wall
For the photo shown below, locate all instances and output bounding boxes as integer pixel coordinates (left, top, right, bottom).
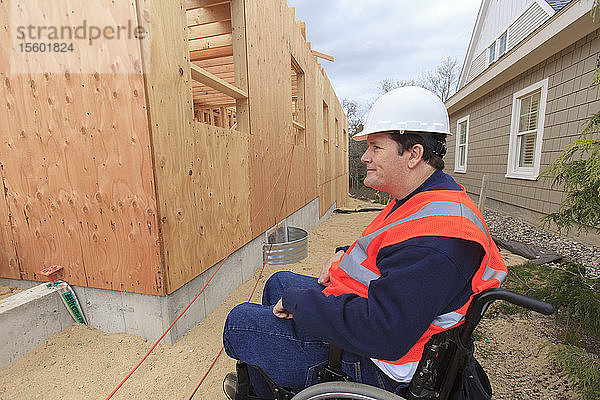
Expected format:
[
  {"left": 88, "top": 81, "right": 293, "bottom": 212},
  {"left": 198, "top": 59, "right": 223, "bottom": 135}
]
[
  {"left": 0, "top": 197, "right": 324, "bottom": 355},
  {"left": 0, "top": 283, "right": 74, "bottom": 369}
]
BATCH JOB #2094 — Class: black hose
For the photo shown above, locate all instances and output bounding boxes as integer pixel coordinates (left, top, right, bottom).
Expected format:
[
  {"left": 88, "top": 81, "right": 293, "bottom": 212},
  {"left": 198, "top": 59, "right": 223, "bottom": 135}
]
[{"left": 334, "top": 208, "right": 384, "bottom": 214}]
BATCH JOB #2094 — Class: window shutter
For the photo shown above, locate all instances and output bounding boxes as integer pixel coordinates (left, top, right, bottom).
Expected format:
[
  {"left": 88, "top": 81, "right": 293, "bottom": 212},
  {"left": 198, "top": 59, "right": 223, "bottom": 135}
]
[
  {"left": 518, "top": 90, "right": 540, "bottom": 133},
  {"left": 489, "top": 42, "right": 496, "bottom": 64},
  {"left": 498, "top": 32, "right": 507, "bottom": 56},
  {"left": 519, "top": 132, "right": 537, "bottom": 167},
  {"left": 459, "top": 122, "right": 467, "bottom": 145}
]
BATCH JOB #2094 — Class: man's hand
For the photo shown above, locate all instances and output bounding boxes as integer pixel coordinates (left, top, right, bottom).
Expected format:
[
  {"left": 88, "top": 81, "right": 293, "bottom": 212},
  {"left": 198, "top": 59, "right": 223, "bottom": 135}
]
[
  {"left": 318, "top": 250, "right": 345, "bottom": 286},
  {"left": 273, "top": 298, "right": 293, "bottom": 319}
]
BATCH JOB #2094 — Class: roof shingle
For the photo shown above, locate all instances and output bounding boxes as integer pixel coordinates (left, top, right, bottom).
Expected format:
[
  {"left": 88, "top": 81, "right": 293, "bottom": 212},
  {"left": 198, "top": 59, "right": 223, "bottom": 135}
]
[{"left": 544, "top": 0, "right": 573, "bottom": 12}]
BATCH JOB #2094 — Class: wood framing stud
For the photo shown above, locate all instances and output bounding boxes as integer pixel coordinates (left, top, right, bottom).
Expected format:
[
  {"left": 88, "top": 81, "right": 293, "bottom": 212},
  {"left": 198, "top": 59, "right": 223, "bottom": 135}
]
[
  {"left": 311, "top": 50, "right": 334, "bottom": 62},
  {"left": 297, "top": 21, "right": 306, "bottom": 40},
  {"left": 292, "top": 120, "right": 305, "bottom": 131},
  {"left": 190, "top": 63, "right": 248, "bottom": 99},
  {"left": 190, "top": 45, "right": 234, "bottom": 61},
  {"left": 185, "top": 0, "right": 231, "bottom": 12}
]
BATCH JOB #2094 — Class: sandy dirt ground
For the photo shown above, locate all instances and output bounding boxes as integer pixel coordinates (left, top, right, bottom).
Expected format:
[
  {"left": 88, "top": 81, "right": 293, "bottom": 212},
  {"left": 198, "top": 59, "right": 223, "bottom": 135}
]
[
  {"left": 478, "top": 314, "right": 578, "bottom": 399},
  {"left": 0, "top": 199, "right": 580, "bottom": 399},
  {"left": 0, "top": 286, "right": 23, "bottom": 301}
]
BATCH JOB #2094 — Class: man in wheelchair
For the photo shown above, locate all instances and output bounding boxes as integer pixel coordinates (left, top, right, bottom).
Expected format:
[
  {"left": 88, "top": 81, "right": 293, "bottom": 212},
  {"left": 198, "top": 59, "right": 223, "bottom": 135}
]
[{"left": 222, "top": 86, "right": 508, "bottom": 399}]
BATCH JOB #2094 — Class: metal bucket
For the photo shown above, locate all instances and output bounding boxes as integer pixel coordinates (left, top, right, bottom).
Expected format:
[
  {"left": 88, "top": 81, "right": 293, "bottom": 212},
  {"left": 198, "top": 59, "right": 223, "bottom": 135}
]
[{"left": 263, "top": 226, "right": 308, "bottom": 265}]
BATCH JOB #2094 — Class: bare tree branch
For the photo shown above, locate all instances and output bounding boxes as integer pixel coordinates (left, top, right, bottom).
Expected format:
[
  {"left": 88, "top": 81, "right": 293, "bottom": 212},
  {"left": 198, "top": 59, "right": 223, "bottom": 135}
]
[{"left": 376, "top": 57, "right": 459, "bottom": 101}]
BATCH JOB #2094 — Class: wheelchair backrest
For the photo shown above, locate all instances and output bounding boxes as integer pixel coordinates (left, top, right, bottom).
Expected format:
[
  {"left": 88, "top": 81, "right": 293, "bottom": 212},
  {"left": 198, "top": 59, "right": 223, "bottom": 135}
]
[{"left": 406, "top": 288, "right": 554, "bottom": 400}]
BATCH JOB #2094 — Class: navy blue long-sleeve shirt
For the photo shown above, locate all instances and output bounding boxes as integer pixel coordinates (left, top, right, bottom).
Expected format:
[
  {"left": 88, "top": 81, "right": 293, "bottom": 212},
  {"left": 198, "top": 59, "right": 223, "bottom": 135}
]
[{"left": 282, "top": 170, "right": 484, "bottom": 361}]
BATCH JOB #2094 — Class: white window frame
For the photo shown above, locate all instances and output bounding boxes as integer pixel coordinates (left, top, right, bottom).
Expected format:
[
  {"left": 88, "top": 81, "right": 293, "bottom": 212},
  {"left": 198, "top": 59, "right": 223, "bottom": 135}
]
[
  {"left": 485, "top": 31, "right": 510, "bottom": 69},
  {"left": 506, "top": 78, "right": 548, "bottom": 180},
  {"left": 498, "top": 31, "right": 507, "bottom": 57},
  {"left": 488, "top": 41, "right": 496, "bottom": 64},
  {"left": 454, "top": 115, "right": 469, "bottom": 173}
]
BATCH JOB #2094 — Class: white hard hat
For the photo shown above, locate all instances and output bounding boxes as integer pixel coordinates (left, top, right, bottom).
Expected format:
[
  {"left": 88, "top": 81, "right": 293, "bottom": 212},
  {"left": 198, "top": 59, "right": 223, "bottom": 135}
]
[{"left": 353, "top": 86, "right": 451, "bottom": 140}]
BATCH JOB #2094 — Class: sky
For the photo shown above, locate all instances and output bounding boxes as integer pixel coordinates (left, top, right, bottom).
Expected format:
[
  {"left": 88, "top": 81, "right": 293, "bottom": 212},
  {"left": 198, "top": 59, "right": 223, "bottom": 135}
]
[{"left": 286, "top": 0, "right": 483, "bottom": 110}]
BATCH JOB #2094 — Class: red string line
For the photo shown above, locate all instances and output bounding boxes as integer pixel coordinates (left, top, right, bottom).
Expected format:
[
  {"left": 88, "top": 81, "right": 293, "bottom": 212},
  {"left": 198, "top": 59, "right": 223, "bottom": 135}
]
[
  {"left": 187, "top": 347, "right": 224, "bottom": 400},
  {"left": 248, "top": 149, "right": 294, "bottom": 302},
  {"left": 188, "top": 146, "right": 295, "bottom": 400},
  {"left": 106, "top": 146, "right": 295, "bottom": 400}
]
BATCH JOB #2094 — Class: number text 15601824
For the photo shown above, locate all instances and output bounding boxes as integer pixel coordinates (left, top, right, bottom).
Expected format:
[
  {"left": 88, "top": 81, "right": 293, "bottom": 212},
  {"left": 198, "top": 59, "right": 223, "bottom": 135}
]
[{"left": 18, "top": 42, "right": 74, "bottom": 52}]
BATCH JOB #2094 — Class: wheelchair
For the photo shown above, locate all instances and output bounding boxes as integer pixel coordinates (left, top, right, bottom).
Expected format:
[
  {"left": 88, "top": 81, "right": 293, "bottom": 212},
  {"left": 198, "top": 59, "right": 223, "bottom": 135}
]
[{"left": 233, "top": 288, "right": 554, "bottom": 400}]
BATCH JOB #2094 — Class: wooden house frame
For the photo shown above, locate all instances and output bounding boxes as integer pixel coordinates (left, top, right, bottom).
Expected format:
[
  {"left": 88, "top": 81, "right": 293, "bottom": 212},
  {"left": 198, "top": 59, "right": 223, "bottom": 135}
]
[{"left": 0, "top": 0, "right": 348, "bottom": 340}]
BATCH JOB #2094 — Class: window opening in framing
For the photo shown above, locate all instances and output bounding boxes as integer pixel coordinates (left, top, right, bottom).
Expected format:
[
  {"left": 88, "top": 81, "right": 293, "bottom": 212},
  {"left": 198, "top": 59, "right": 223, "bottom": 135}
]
[
  {"left": 187, "top": 1, "right": 244, "bottom": 130},
  {"left": 291, "top": 56, "right": 306, "bottom": 146},
  {"left": 322, "top": 101, "right": 330, "bottom": 154},
  {"left": 335, "top": 118, "right": 339, "bottom": 147}
]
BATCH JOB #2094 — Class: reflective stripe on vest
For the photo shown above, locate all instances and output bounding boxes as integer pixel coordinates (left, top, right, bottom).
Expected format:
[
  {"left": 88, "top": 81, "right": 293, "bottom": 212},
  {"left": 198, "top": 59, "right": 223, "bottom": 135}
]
[
  {"left": 337, "top": 201, "right": 508, "bottom": 288},
  {"left": 371, "top": 359, "right": 419, "bottom": 383},
  {"left": 432, "top": 311, "right": 464, "bottom": 329}
]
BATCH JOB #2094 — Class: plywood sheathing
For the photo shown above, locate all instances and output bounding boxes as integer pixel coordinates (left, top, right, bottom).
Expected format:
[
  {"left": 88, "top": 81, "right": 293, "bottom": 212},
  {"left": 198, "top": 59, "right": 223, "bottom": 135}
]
[
  {"left": 315, "top": 72, "right": 348, "bottom": 217},
  {"left": 0, "top": 2, "right": 163, "bottom": 294},
  {"left": 157, "top": 124, "right": 251, "bottom": 292},
  {"left": 136, "top": 0, "right": 252, "bottom": 293},
  {"left": 244, "top": 1, "right": 302, "bottom": 234},
  {"left": 0, "top": 0, "right": 347, "bottom": 296},
  {"left": 0, "top": 173, "right": 18, "bottom": 279},
  {"left": 0, "top": 7, "right": 19, "bottom": 280},
  {"left": 243, "top": 0, "right": 347, "bottom": 234}
]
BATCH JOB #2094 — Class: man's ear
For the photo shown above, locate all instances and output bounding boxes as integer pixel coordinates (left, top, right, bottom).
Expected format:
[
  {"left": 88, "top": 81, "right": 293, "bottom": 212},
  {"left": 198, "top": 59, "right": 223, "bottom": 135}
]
[{"left": 407, "top": 144, "right": 424, "bottom": 168}]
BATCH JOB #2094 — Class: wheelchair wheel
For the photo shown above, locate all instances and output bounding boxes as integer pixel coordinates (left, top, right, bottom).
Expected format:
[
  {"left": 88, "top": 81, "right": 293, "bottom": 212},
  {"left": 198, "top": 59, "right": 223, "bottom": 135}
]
[{"left": 291, "top": 381, "right": 406, "bottom": 400}]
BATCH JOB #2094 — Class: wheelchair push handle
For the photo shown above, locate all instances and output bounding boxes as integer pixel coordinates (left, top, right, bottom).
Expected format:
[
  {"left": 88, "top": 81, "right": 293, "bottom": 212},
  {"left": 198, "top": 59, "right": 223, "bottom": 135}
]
[
  {"left": 462, "top": 288, "right": 554, "bottom": 342},
  {"left": 470, "top": 288, "right": 553, "bottom": 316},
  {"left": 495, "top": 288, "right": 554, "bottom": 314}
]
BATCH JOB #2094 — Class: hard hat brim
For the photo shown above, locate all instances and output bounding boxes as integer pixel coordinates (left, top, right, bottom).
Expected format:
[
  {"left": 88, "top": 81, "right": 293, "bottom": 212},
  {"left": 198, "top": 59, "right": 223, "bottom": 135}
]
[{"left": 352, "top": 128, "right": 452, "bottom": 141}]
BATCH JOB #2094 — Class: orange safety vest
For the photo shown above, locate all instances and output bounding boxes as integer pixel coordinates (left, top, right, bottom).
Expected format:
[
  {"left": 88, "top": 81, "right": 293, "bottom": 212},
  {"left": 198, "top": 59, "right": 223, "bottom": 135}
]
[{"left": 322, "top": 187, "right": 507, "bottom": 376}]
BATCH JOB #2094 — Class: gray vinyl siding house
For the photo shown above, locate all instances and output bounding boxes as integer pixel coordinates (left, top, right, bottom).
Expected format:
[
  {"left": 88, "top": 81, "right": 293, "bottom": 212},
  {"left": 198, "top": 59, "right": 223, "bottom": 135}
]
[{"left": 445, "top": 0, "right": 599, "bottom": 243}]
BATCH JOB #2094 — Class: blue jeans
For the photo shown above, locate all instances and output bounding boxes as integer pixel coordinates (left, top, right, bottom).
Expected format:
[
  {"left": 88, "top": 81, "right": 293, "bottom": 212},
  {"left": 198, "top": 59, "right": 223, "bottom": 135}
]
[{"left": 223, "top": 271, "right": 404, "bottom": 398}]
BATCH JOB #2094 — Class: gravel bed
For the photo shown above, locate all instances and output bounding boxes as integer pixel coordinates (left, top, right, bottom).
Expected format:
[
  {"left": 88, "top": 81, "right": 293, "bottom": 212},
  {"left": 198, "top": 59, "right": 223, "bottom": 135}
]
[{"left": 483, "top": 208, "right": 600, "bottom": 277}]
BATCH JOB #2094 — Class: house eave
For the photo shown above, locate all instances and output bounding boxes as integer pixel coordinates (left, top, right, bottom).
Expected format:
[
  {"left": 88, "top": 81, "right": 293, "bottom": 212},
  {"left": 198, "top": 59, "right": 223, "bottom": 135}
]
[
  {"left": 457, "top": 0, "right": 490, "bottom": 89},
  {"left": 447, "top": 0, "right": 596, "bottom": 115}
]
